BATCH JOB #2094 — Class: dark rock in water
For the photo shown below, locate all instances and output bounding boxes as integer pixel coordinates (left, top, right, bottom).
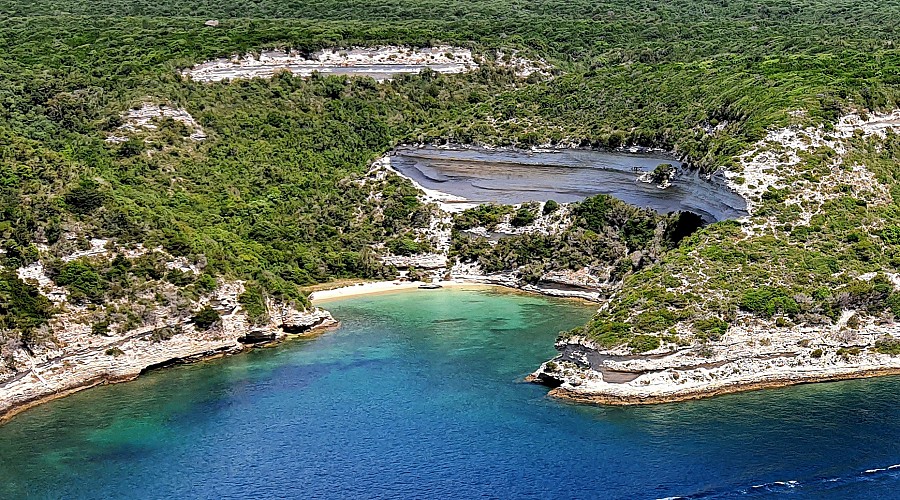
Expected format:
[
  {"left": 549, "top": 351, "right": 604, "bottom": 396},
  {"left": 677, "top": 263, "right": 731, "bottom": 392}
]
[
  {"left": 527, "top": 370, "right": 564, "bottom": 388},
  {"left": 280, "top": 316, "right": 330, "bottom": 335},
  {"left": 390, "top": 146, "right": 748, "bottom": 223},
  {"left": 238, "top": 329, "right": 276, "bottom": 344}
]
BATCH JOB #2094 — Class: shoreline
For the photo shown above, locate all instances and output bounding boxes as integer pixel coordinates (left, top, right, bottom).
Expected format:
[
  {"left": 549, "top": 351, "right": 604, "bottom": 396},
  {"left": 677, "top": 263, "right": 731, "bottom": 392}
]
[
  {"left": 544, "top": 367, "right": 900, "bottom": 406},
  {"left": 308, "top": 279, "right": 490, "bottom": 302},
  {"left": 0, "top": 321, "right": 337, "bottom": 425},
  {"left": 309, "top": 278, "right": 601, "bottom": 304},
  {"left": 1, "top": 279, "right": 581, "bottom": 425}
]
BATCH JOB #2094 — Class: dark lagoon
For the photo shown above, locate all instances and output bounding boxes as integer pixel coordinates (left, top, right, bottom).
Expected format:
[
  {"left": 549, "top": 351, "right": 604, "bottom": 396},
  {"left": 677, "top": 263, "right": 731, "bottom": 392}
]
[
  {"left": 1, "top": 288, "right": 898, "bottom": 499},
  {"left": 390, "top": 146, "right": 748, "bottom": 222}
]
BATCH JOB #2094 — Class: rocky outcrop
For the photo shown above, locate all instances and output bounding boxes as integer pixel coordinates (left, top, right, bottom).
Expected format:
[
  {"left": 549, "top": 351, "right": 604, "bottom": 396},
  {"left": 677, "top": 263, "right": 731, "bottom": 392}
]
[
  {"left": 274, "top": 306, "right": 336, "bottom": 335},
  {"left": 529, "top": 320, "right": 900, "bottom": 405},
  {"left": 106, "top": 102, "right": 207, "bottom": 143},
  {"left": 387, "top": 145, "right": 747, "bottom": 223},
  {"left": 0, "top": 282, "right": 337, "bottom": 422},
  {"left": 381, "top": 253, "right": 448, "bottom": 270},
  {"left": 184, "top": 46, "right": 479, "bottom": 83}
]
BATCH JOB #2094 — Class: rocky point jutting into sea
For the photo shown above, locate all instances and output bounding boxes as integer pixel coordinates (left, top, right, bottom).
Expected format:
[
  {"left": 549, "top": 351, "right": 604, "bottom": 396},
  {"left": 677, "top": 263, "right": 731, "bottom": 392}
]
[
  {"left": 0, "top": 265, "right": 336, "bottom": 423},
  {"left": 526, "top": 110, "right": 900, "bottom": 404}
]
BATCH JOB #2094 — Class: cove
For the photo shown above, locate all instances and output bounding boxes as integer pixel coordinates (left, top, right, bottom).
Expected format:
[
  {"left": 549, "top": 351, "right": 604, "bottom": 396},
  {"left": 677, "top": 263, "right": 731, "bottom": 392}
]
[
  {"left": 1, "top": 288, "right": 899, "bottom": 499},
  {"left": 390, "top": 146, "right": 748, "bottom": 222}
]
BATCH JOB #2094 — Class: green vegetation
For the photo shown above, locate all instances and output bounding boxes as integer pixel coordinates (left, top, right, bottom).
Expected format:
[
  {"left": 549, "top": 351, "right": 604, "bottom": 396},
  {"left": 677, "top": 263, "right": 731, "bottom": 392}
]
[
  {"left": 510, "top": 204, "right": 539, "bottom": 228},
  {"left": 837, "top": 347, "right": 862, "bottom": 360},
  {"left": 238, "top": 286, "right": 269, "bottom": 324},
  {"left": 452, "top": 194, "right": 702, "bottom": 284},
  {"left": 692, "top": 317, "right": 729, "bottom": 341},
  {"left": 542, "top": 200, "right": 559, "bottom": 216},
  {"left": 628, "top": 334, "right": 661, "bottom": 353},
  {"left": 874, "top": 338, "right": 900, "bottom": 355},
  {"left": 0, "top": 272, "right": 54, "bottom": 342},
  {"left": 454, "top": 205, "right": 515, "bottom": 231},
  {"left": 0, "top": 0, "right": 899, "bottom": 357},
  {"left": 192, "top": 306, "right": 221, "bottom": 330}
]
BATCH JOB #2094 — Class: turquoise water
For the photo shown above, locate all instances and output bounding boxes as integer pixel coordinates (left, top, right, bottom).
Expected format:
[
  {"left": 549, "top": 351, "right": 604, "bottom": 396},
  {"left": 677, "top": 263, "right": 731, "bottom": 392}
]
[{"left": 1, "top": 287, "right": 899, "bottom": 499}]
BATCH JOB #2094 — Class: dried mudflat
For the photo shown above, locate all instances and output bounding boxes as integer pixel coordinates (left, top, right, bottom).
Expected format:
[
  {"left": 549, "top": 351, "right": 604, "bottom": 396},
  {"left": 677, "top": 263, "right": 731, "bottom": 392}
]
[{"left": 389, "top": 145, "right": 748, "bottom": 222}]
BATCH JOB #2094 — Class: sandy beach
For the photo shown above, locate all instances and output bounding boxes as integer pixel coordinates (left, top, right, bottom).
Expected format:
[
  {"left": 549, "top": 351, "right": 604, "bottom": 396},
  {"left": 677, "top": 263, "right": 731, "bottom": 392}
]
[{"left": 308, "top": 279, "right": 493, "bottom": 302}]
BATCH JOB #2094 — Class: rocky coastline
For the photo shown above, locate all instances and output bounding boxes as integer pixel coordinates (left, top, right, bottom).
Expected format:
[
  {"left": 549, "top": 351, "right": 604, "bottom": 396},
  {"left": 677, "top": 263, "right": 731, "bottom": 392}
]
[
  {"left": 0, "top": 285, "right": 337, "bottom": 424},
  {"left": 9, "top": 110, "right": 900, "bottom": 421},
  {"left": 527, "top": 306, "right": 900, "bottom": 406}
]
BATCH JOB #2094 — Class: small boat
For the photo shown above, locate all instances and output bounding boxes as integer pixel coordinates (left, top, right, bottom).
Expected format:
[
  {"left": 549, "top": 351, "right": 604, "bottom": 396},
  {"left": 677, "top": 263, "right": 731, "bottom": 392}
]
[{"left": 418, "top": 283, "right": 443, "bottom": 289}]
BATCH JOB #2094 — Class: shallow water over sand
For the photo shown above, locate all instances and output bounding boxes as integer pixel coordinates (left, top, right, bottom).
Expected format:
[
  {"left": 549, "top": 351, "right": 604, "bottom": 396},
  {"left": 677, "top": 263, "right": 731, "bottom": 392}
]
[
  {"left": 0, "top": 288, "right": 898, "bottom": 499},
  {"left": 390, "top": 146, "right": 748, "bottom": 222}
]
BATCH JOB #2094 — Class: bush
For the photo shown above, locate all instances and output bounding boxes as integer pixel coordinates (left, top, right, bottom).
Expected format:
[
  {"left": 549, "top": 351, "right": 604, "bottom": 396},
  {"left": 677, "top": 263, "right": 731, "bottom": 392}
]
[
  {"left": 693, "top": 317, "right": 728, "bottom": 340},
  {"left": 837, "top": 347, "right": 861, "bottom": 359},
  {"left": 64, "top": 179, "right": 107, "bottom": 214},
  {"left": 195, "top": 273, "right": 218, "bottom": 293},
  {"left": 454, "top": 204, "right": 513, "bottom": 230},
  {"left": 542, "top": 200, "right": 560, "bottom": 215},
  {"left": 92, "top": 321, "right": 110, "bottom": 336},
  {"left": 55, "top": 261, "right": 105, "bottom": 303},
  {"left": 192, "top": 306, "right": 220, "bottom": 330},
  {"left": 587, "top": 321, "right": 632, "bottom": 347},
  {"left": 649, "top": 163, "right": 675, "bottom": 184},
  {"left": 386, "top": 237, "right": 425, "bottom": 256},
  {"left": 628, "top": 334, "right": 661, "bottom": 353},
  {"left": 510, "top": 207, "right": 537, "bottom": 227},
  {"left": 811, "top": 348, "right": 824, "bottom": 358},
  {"left": 874, "top": 338, "right": 900, "bottom": 355},
  {"left": 0, "top": 272, "right": 54, "bottom": 334},
  {"left": 105, "top": 347, "right": 124, "bottom": 357},
  {"left": 740, "top": 287, "right": 799, "bottom": 318},
  {"left": 573, "top": 195, "right": 615, "bottom": 232},
  {"left": 117, "top": 137, "right": 144, "bottom": 158},
  {"left": 632, "top": 309, "right": 676, "bottom": 333},
  {"left": 239, "top": 286, "right": 269, "bottom": 324}
]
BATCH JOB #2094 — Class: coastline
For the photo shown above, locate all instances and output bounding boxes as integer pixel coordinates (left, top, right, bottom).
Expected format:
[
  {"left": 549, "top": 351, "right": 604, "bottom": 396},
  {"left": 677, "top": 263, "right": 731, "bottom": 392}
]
[
  {"left": 0, "top": 315, "right": 338, "bottom": 425},
  {"left": 0, "top": 278, "right": 586, "bottom": 425},
  {"left": 309, "top": 278, "right": 601, "bottom": 304},
  {"left": 309, "top": 279, "right": 492, "bottom": 302},
  {"left": 545, "top": 367, "right": 900, "bottom": 406},
  {"left": 528, "top": 325, "right": 900, "bottom": 407}
]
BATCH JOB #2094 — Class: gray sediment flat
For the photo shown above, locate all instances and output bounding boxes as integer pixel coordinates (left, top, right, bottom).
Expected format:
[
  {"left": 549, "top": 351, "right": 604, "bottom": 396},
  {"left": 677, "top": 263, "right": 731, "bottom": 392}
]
[{"left": 390, "top": 146, "right": 748, "bottom": 222}]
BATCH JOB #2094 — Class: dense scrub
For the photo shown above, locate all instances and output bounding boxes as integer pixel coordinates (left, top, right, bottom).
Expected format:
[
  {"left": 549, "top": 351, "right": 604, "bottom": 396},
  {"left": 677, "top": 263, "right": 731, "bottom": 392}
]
[
  {"left": 1, "top": 0, "right": 899, "bottom": 353},
  {"left": 451, "top": 195, "right": 703, "bottom": 284}
]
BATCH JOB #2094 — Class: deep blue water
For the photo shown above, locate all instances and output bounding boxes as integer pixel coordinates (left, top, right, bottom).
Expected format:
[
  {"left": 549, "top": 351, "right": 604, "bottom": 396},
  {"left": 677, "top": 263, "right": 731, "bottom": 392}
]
[{"left": 0, "top": 287, "right": 899, "bottom": 499}]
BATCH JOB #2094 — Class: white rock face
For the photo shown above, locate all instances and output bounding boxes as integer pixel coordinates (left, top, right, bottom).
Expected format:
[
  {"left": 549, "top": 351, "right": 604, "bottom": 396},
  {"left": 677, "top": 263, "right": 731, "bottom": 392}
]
[
  {"left": 725, "top": 110, "right": 899, "bottom": 221},
  {"left": 106, "top": 102, "right": 207, "bottom": 143},
  {"left": 0, "top": 276, "right": 337, "bottom": 421},
  {"left": 184, "top": 46, "right": 480, "bottom": 83},
  {"left": 532, "top": 316, "right": 900, "bottom": 404},
  {"left": 381, "top": 253, "right": 448, "bottom": 270}
]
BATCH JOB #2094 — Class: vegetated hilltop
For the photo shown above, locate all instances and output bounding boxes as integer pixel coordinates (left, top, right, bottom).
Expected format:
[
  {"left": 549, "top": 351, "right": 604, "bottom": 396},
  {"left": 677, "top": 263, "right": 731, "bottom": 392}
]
[{"left": 0, "top": 0, "right": 898, "bottom": 373}]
